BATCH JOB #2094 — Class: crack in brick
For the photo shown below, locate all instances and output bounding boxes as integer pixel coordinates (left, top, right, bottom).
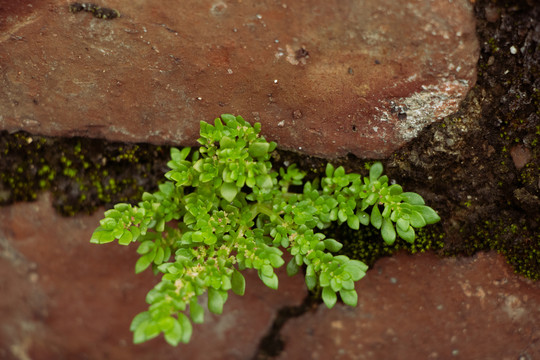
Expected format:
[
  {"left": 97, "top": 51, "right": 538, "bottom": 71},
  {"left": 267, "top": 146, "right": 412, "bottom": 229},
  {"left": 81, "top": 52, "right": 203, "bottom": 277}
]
[{"left": 251, "top": 294, "right": 320, "bottom": 360}]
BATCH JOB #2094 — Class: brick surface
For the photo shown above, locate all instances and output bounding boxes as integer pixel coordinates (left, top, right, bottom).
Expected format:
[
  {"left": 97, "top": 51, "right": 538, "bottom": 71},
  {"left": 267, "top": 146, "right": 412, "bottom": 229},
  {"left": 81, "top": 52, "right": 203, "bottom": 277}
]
[
  {"left": 278, "top": 252, "right": 540, "bottom": 360},
  {"left": 0, "top": 0, "right": 478, "bottom": 158}
]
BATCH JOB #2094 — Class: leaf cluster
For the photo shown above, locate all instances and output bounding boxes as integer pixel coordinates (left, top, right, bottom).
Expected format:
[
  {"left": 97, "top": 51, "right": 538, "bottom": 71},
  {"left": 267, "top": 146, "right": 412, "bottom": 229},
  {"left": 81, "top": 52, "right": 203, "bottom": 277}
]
[{"left": 91, "top": 114, "right": 440, "bottom": 345}]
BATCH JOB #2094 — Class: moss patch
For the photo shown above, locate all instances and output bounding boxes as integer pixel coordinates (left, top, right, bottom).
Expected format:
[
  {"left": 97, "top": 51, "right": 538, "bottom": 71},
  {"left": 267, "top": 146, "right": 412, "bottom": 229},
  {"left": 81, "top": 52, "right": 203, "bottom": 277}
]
[
  {"left": 0, "top": 131, "right": 169, "bottom": 216},
  {"left": 464, "top": 216, "right": 540, "bottom": 280},
  {"left": 330, "top": 224, "right": 445, "bottom": 267}
]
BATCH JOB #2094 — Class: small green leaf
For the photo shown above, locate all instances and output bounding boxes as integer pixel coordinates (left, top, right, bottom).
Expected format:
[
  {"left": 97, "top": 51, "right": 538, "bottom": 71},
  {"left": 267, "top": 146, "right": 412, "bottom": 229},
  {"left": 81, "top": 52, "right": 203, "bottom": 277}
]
[
  {"left": 118, "top": 230, "right": 133, "bottom": 245},
  {"left": 338, "top": 208, "right": 348, "bottom": 223},
  {"left": 259, "top": 272, "right": 278, "bottom": 290},
  {"left": 381, "top": 218, "right": 396, "bottom": 245},
  {"left": 135, "top": 252, "right": 155, "bottom": 274},
  {"left": 344, "top": 261, "right": 368, "bottom": 281},
  {"left": 305, "top": 274, "right": 317, "bottom": 290},
  {"left": 381, "top": 205, "right": 392, "bottom": 218},
  {"left": 388, "top": 184, "right": 403, "bottom": 195},
  {"left": 132, "top": 320, "right": 149, "bottom": 344},
  {"left": 156, "top": 219, "right": 165, "bottom": 232},
  {"left": 340, "top": 289, "right": 358, "bottom": 307},
  {"left": 268, "top": 253, "right": 285, "bottom": 268},
  {"left": 286, "top": 258, "right": 300, "bottom": 276},
  {"left": 365, "top": 192, "right": 378, "bottom": 206},
  {"left": 178, "top": 313, "right": 193, "bottom": 343},
  {"left": 358, "top": 211, "right": 370, "bottom": 226},
  {"left": 319, "top": 272, "right": 331, "bottom": 287},
  {"left": 137, "top": 240, "right": 154, "bottom": 255},
  {"left": 401, "top": 192, "right": 425, "bottom": 205},
  {"left": 164, "top": 318, "right": 183, "bottom": 346},
  {"left": 163, "top": 246, "right": 171, "bottom": 262},
  {"left": 192, "top": 159, "right": 204, "bottom": 173},
  {"left": 189, "top": 300, "right": 205, "bottom": 324},
  {"left": 171, "top": 147, "right": 190, "bottom": 162},
  {"left": 322, "top": 287, "right": 337, "bottom": 309},
  {"left": 410, "top": 210, "right": 427, "bottom": 228},
  {"left": 158, "top": 316, "right": 175, "bottom": 332},
  {"left": 191, "top": 231, "right": 203, "bottom": 243},
  {"left": 90, "top": 227, "right": 115, "bottom": 244},
  {"left": 104, "top": 209, "right": 122, "bottom": 219},
  {"left": 158, "top": 181, "right": 175, "bottom": 196},
  {"left": 203, "top": 233, "right": 217, "bottom": 245},
  {"left": 248, "top": 142, "right": 270, "bottom": 158},
  {"left": 325, "top": 163, "right": 335, "bottom": 178},
  {"left": 370, "top": 206, "right": 382, "bottom": 229},
  {"left": 131, "top": 227, "right": 141, "bottom": 242},
  {"left": 324, "top": 239, "right": 343, "bottom": 252},
  {"left": 396, "top": 217, "right": 409, "bottom": 232},
  {"left": 220, "top": 182, "right": 238, "bottom": 202},
  {"left": 99, "top": 217, "right": 117, "bottom": 230},
  {"left": 113, "top": 203, "right": 130, "bottom": 212},
  {"left": 330, "top": 277, "right": 342, "bottom": 292},
  {"left": 390, "top": 209, "right": 399, "bottom": 222},
  {"left": 334, "top": 166, "right": 345, "bottom": 178},
  {"left": 261, "top": 263, "right": 274, "bottom": 277},
  {"left": 130, "top": 311, "right": 151, "bottom": 332},
  {"left": 347, "top": 215, "right": 360, "bottom": 230},
  {"left": 231, "top": 269, "right": 246, "bottom": 296},
  {"left": 256, "top": 174, "right": 273, "bottom": 189},
  {"left": 154, "top": 247, "right": 165, "bottom": 265},
  {"left": 219, "top": 136, "right": 236, "bottom": 149},
  {"left": 133, "top": 318, "right": 159, "bottom": 344},
  {"left": 369, "top": 162, "right": 383, "bottom": 182},
  {"left": 220, "top": 113, "right": 236, "bottom": 122},
  {"left": 179, "top": 147, "right": 191, "bottom": 160},
  {"left": 341, "top": 279, "right": 355, "bottom": 290},
  {"left": 415, "top": 205, "right": 441, "bottom": 224},
  {"left": 397, "top": 225, "right": 416, "bottom": 243},
  {"left": 208, "top": 288, "right": 226, "bottom": 315}
]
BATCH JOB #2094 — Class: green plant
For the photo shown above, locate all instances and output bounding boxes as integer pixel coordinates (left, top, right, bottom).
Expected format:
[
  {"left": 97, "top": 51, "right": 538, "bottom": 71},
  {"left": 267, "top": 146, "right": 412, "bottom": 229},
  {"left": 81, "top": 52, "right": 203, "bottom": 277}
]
[{"left": 90, "top": 114, "right": 440, "bottom": 346}]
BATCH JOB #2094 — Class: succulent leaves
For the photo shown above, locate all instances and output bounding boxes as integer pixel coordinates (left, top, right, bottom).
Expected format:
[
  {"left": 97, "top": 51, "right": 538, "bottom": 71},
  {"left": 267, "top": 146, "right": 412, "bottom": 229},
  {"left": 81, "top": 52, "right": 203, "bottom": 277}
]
[{"left": 90, "top": 114, "right": 440, "bottom": 345}]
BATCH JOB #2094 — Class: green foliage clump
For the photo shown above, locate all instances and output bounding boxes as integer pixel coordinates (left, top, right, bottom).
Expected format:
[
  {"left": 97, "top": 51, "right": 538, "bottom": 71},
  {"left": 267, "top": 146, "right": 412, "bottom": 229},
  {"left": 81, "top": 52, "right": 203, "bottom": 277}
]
[
  {"left": 91, "top": 114, "right": 440, "bottom": 346},
  {"left": 465, "top": 218, "right": 540, "bottom": 280}
]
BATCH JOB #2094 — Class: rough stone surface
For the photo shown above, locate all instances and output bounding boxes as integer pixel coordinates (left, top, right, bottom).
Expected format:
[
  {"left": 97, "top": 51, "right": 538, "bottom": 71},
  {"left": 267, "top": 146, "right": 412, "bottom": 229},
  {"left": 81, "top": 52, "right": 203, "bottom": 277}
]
[
  {"left": 510, "top": 144, "right": 532, "bottom": 170},
  {"left": 0, "top": 194, "right": 307, "bottom": 360},
  {"left": 0, "top": 0, "right": 478, "bottom": 158},
  {"left": 278, "top": 252, "right": 540, "bottom": 360},
  {"left": 1, "top": 195, "right": 539, "bottom": 359}
]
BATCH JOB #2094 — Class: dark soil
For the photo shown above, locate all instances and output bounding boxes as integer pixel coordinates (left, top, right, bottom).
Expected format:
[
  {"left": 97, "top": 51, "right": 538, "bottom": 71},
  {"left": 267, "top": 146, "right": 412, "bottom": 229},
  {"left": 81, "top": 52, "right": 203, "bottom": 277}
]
[{"left": 382, "top": 0, "right": 540, "bottom": 278}]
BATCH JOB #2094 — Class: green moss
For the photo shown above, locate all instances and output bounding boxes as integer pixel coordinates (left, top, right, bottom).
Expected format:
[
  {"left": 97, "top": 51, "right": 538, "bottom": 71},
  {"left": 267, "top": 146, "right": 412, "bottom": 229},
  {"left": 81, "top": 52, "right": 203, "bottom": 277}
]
[
  {"left": 455, "top": 217, "right": 540, "bottom": 280},
  {"left": 519, "top": 163, "right": 539, "bottom": 187},
  {"left": 487, "top": 37, "right": 500, "bottom": 53},
  {"left": 329, "top": 222, "right": 445, "bottom": 267},
  {"left": 0, "top": 131, "right": 169, "bottom": 216}
]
